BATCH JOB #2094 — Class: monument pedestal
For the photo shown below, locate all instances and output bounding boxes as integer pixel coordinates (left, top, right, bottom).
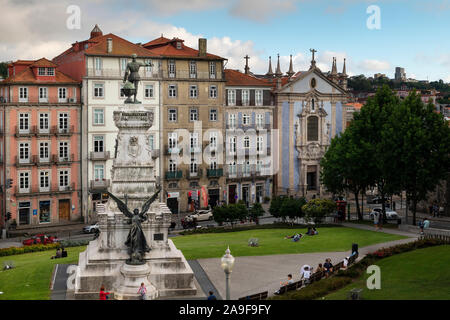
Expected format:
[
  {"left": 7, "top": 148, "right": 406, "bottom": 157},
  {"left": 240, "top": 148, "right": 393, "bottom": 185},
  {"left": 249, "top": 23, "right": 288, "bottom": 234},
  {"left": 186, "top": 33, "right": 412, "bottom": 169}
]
[{"left": 114, "top": 264, "right": 158, "bottom": 300}]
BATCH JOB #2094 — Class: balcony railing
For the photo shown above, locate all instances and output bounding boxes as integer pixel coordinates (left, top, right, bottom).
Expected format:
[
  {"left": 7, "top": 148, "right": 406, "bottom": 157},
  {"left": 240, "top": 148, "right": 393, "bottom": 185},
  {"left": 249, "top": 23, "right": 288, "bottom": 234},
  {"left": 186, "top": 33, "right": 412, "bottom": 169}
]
[
  {"left": 186, "top": 168, "right": 202, "bottom": 179},
  {"left": 163, "top": 70, "right": 218, "bottom": 80},
  {"left": 90, "top": 179, "right": 110, "bottom": 190},
  {"left": 226, "top": 165, "right": 271, "bottom": 179},
  {"left": 207, "top": 168, "right": 223, "bottom": 178},
  {"left": 52, "top": 154, "right": 75, "bottom": 164},
  {"left": 87, "top": 68, "right": 162, "bottom": 79},
  {"left": 15, "top": 155, "right": 37, "bottom": 166},
  {"left": 165, "top": 170, "right": 183, "bottom": 180},
  {"left": 52, "top": 125, "right": 74, "bottom": 135},
  {"left": 14, "top": 183, "right": 75, "bottom": 196},
  {"left": 90, "top": 151, "right": 110, "bottom": 161},
  {"left": 15, "top": 126, "right": 36, "bottom": 137}
]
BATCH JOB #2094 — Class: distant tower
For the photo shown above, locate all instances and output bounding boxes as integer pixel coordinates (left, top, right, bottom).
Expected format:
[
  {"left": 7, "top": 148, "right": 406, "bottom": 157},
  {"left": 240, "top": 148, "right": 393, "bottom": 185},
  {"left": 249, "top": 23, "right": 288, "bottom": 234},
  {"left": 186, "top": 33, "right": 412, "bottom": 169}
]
[
  {"left": 395, "top": 67, "right": 406, "bottom": 82},
  {"left": 341, "top": 58, "right": 348, "bottom": 90},
  {"left": 331, "top": 57, "right": 338, "bottom": 84},
  {"left": 287, "top": 54, "right": 295, "bottom": 79},
  {"left": 244, "top": 55, "right": 250, "bottom": 75},
  {"left": 90, "top": 24, "right": 103, "bottom": 39},
  {"left": 275, "top": 54, "right": 282, "bottom": 77},
  {"left": 266, "top": 56, "right": 274, "bottom": 77}
]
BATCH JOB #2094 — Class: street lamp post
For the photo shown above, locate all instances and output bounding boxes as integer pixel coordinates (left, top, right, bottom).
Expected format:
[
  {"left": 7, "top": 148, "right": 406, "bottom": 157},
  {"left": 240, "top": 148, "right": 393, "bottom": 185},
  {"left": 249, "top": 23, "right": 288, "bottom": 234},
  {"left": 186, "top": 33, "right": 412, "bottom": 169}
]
[{"left": 221, "top": 246, "right": 235, "bottom": 300}]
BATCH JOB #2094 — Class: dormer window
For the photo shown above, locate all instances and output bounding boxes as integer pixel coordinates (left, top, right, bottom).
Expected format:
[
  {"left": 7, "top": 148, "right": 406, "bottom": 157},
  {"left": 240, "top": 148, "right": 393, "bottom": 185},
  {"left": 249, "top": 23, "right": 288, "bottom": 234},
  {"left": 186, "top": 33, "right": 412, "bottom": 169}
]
[
  {"left": 38, "top": 68, "right": 46, "bottom": 76},
  {"left": 47, "top": 68, "right": 55, "bottom": 76},
  {"left": 176, "top": 41, "right": 182, "bottom": 49}
]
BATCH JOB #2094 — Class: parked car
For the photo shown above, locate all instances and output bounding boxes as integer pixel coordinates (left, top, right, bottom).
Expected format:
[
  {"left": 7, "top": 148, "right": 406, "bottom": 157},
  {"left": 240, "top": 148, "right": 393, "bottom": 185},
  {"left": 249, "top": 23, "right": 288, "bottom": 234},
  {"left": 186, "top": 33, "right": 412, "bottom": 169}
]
[
  {"left": 369, "top": 208, "right": 398, "bottom": 220},
  {"left": 371, "top": 196, "right": 389, "bottom": 204},
  {"left": 22, "top": 234, "right": 58, "bottom": 246},
  {"left": 184, "top": 210, "right": 213, "bottom": 222},
  {"left": 83, "top": 223, "right": 99, "bottom": 234}
]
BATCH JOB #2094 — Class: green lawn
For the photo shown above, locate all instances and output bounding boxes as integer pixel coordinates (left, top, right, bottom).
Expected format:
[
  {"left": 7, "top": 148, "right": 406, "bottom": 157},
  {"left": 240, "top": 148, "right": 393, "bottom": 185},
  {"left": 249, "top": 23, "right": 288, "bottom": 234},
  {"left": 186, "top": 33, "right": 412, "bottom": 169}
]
[
  {"left": 171, "top": 227, "right": 408, "bottom": 260},
  {"left": 324, "top": 245, "right": 450, "bottom": 300},
  {"left": 0, "top": 246, "right": 86, "bottom": 300}
]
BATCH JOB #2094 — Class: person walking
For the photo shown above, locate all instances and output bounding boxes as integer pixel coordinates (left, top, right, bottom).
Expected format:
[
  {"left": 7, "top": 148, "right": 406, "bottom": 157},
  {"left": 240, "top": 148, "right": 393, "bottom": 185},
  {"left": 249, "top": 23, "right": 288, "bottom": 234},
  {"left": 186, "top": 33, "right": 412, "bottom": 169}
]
[
  {"left": 99, "top": 286, "right": 110, "bottom": 300},
  {"left": 138, "top": 282, "right": 147, "bottom": 300},
  {"left": 207, "top": 291, "right": 217, "bottom": 300}
]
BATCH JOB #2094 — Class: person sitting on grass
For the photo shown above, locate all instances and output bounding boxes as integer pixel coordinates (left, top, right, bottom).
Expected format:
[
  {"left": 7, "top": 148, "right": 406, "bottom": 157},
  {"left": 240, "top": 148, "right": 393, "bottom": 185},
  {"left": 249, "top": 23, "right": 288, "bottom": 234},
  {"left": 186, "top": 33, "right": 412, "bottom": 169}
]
[
  {"left": 285, "top": 233, "right": 302, "bottom": 240},
  {"left": 274, "top": 274, "right": 294, "bottom": 294},
  {"left": 292, "top": 233, "right": 302, "bottom": 242},
  {"left": 306, "top": 227, "right": 318, "bottom": 235},
  {"left": 51, "top": 248, "right": 62, "bottom": 260}
]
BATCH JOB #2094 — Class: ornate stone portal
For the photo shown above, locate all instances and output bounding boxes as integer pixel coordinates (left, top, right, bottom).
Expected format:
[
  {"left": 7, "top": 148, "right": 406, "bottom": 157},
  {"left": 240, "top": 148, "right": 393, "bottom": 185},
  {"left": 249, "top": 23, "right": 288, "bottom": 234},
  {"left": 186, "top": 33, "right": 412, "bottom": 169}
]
[{"left": 72, "top": 104, "right": 196, "bottom": 300}]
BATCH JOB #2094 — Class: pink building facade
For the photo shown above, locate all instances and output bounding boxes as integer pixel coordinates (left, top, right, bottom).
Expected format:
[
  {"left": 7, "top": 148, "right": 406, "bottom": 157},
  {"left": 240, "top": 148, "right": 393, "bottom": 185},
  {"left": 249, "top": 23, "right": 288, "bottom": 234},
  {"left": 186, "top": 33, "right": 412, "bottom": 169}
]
[{"left": 0, "top": 58, "right": 82, "bottom": 228}]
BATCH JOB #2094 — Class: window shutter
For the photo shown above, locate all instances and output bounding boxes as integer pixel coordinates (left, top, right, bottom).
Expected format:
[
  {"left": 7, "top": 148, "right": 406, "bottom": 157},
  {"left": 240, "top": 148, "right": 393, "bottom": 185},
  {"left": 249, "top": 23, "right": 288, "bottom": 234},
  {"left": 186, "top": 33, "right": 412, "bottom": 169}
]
[
  {"left": 236, "top": 89, "right": 242, "bottom": 106},
  {"left": 238, "top": 112, "right": 242, "bottom": 128},
  {"left": 250, "top": 90, "right": 255, "bottom": 106},
  {"left": 265, "top": 112, "right": 270, "bottom": 125}
]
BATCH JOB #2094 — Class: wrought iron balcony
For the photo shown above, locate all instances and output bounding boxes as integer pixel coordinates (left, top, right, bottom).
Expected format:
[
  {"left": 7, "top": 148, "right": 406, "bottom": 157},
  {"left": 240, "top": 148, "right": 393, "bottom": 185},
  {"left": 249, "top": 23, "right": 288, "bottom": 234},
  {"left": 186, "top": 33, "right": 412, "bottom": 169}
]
[
  {"left": 207, "top": 168, "right": 223, "bottom": 178},
  {"left": 165, "top": 170, "right": 183, "bottom": 180}
]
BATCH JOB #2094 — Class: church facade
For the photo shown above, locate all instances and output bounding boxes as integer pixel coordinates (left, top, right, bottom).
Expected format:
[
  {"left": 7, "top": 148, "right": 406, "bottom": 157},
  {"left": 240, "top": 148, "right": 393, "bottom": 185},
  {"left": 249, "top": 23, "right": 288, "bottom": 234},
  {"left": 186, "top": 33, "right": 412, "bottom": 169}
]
[{"left": 268, "top": 52, "right": 349, "bottom": 198}]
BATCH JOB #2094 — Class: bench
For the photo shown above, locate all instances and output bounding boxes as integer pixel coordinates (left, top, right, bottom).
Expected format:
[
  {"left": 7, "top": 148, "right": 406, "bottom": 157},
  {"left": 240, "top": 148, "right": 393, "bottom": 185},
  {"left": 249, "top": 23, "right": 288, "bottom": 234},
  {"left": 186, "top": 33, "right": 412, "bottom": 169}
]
[{"left": 238, "top": 291, "right": 268, "bottom": 300}]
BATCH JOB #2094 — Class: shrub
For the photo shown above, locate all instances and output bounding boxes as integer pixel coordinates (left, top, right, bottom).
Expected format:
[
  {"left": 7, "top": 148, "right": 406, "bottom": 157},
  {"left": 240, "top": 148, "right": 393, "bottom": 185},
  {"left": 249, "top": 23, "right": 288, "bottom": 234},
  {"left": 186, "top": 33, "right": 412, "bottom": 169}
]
[{"left": 302, "top": 199, "right": 337, "bottom": 224}]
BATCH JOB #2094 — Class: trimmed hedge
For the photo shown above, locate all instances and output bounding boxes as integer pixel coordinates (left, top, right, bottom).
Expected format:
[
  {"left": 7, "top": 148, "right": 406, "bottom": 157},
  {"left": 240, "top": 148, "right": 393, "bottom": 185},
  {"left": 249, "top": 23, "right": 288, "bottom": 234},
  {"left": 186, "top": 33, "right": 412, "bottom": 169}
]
[
  {"left": 269, "top": 238, "right": 450, "bottom": 300},
  {"left": 0, "top": 239, "right": 90, "bottom": 257},
  {"left": 179, "top": 222, "right": 341, "bottom": 235}
]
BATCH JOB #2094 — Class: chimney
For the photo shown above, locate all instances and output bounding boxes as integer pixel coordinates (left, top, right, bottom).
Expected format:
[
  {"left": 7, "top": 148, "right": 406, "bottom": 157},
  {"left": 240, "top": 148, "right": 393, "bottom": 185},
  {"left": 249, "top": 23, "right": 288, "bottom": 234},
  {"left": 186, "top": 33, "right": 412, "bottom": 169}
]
[
  {"left": 198, "top": 38, "right": 207, "bottom": 57},
  {"left": 107, "top": 38, "right": 113, "bottom": 54}
]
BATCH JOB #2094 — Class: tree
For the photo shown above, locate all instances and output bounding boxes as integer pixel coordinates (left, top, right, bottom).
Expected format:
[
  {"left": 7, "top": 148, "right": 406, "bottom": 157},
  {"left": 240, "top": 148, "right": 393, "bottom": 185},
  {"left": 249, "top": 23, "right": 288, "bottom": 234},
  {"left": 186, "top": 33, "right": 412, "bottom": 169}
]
[
  {"left": 248, "top": 202, "right": 265, "bottom": 224},
  {"left": 385, "top": 91, "right": 450, "bottom": 225},
  {"left": 212, "top": 205, "right": 227, "bottom": 226},
  {"left": 302, "top": 199, "right": 337, "bottom": 225},
  {"left": 0, "top": 62, "right": 8, "bottom": 79},
  {"left": 279, "top": 197, "right": 306, "bottom": 223},
  {"left": 269, "top": 196, "right": 284, "bottom": 219}
]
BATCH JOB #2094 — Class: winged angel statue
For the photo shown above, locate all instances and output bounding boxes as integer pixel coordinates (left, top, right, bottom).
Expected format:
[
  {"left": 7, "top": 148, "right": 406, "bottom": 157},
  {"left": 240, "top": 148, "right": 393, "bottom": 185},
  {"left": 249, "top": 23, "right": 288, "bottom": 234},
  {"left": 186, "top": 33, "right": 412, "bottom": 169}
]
[{"left": 107, "top": 188, "right": 161, "bottom": 265}]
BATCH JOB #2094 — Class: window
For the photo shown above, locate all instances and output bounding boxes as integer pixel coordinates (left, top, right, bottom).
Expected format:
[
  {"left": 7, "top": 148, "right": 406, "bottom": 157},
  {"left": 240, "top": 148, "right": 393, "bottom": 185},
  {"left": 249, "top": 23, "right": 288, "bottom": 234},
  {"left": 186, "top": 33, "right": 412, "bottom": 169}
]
[
  {"left": 19, "top": 142, "right": 30, "bottom": 162},
  {"left": 145, "top": 85, "right": 154, "bottom": 98},
  {"left": 210, "top": 160, "right": 217, "bottom": 170},
  {"left": 59, "top": 141, "right": 69, "bottom": 160},
  {"left": 257, "top": 136, "right": 264, "bottom": 152},
  {"left": 242, "top": 90, "right": 249, "bottom": 105},
  {"left": 256, "top": 90, "right": 263, "bottom": 106},
  {"left": 229, "top": 136, "right": 236, "bottom": 154},
  {"left": 58, "top": 88, "right": 67, "bottom": 102},
  {"left": 311, "top": 98, "right": 315, "bottom": 111},
  {"left": 307, "top": 116, "right": 319, "bottom": 141},
  {"left": 168, "top": 60, "right": 176, "bottom": 78},
  {"left": 145, "top": 59, "right": 153, "bottom": 74},
  {"left": 120, "top": 58, "right": 128, "bottom": 73},
  {"left": 189, "top": 85, "right": 198, "bottom": 98},
  {"left": 39, "top": 200, "right": 51, "bottom": 223},
  {"left": 209, "top": 85, "right": 217, "bottom": 99},
  {"left": 190, "top": 158, "right": 198, "bottom": 174},
  {"left": 148, "top": 135, "right": 154, "bottom": 150},
  {"left": 59, "top": 170, "right": 69, "bottom": 188},
  {"left": 19, "top": 87, "right": 28, "bottom": 102},
  {"left": 94, "top": 57, "right": 102, "bottom": 73},
  {"left": 39, "top": 87, "right": 48, "bottom": 102},
  {"left": 209, "top": 61, "right": 216, "bottom": 79},
  {"left": 168, "top": 108, "right": 177, "bottom": 122},
  {"left": 244, "top": 161, "right": 251, "bottom": 175},
  {"left": 228, "top": 89, "right": 236, "bottom": 106},
  {"left": 176, "top": 41, "right": 182, "bottom": 49},
  {"left": 59, "top": 113, "right": 69, "bottom": 132},
  {"left": 39, "top": 113, "right": 49, "bottom": 132},
  {"left": 242, "top": 113, "right": 250, "bottom": 125},
  {"left": 19, "top": 172, "right": 30, "bottom": 191},
  {"left": 190, "top": 108, "right": 198, "bottom": 121},
  {"left": 39, "top": 171, "right": 50, "bottom": 190},
  {"left": 19, "top": 113, "right": 29, "bottom": 132},
  {"left": 228, "top": 161, "right": 236, "bottom": 175},
  {"left": 228, "top": 114, "right": 236, "bottom": 128},
  {"left": 39, "top": 142, "right": 50, "bottom": 161},
  {"left": 256, "top": 114, "right": 264, "bottom": 128},
  {"left": 256, "top": 160, "right": 263, "bottom": 173},
  {"left": 190, "top": 133, "right": 199, "bottom": 151},
  {"left": 168, "top": 84, "right": 177, "bottom": 98},
  {"left": 244, "top": 136, "right": 250, "bottom": 149},
  {"left": 168, "top": 133, "right": 178, "bottom": 149},
  {"left": 210, "top": 109, "right": 217, "bottom": 121},
  {"left": 189, "top": 61, "right": 197, "bottom": 78},
  {"left": 94, "top": 136, "right": 104, "bottom": 153},
  {"left": 93, "top": 109, "right": 104, "bottom": 125},
  {"left": 38, "top": 68, "right": 46, "bottom": 76},
  {"left": 210, "top": 132, "right": 218, "bottom": 149},
  {"left": 94, "top": 164, "right": 105, "bottom": 180},
  {"left": 94, "top": 83, "right": 104, "bottom": 98},
  {"left": 47, "top": 68, "right": 55, "bottom": 76},
  {"left": 169, "top": 159, "right": 177, "bottom": 172}
]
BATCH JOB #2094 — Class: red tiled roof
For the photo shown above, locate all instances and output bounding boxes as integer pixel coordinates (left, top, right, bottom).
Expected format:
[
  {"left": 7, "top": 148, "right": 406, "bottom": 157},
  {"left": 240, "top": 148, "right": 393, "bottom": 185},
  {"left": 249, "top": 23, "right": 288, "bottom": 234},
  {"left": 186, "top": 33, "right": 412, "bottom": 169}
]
[
  {"left": 2, "top": 59, "right": 78, "bottom": 84},
  {"left": 84, "top": 33, "right": 159, "bottom": 58},
  {"left": 345, "top": 102, "right": 363, "bottom": 110},
  {"left": 143, "top": 37, "right": 224, "bottom": 60},
  {"left": 225, "top": 69, "right": 273, "bottom": 87}
]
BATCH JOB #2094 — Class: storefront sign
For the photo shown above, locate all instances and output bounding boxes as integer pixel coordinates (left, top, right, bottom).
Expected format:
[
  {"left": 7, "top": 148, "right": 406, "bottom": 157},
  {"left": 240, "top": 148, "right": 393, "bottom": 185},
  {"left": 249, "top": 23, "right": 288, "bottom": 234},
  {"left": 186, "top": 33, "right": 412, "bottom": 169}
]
[
  {"left": 33, "top": 209, "right": 37, "bottom": 216},
  {"left": 167, "top": 192, "right": 179, "bottom": 198}
]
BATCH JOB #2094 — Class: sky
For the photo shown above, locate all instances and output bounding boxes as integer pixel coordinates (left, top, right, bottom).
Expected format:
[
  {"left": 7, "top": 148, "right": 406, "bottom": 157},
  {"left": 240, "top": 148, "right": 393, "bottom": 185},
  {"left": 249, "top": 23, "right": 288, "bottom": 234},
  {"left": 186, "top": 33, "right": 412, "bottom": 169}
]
[{"left": 1, "top": 0, "right": 449, "bottom": 82}]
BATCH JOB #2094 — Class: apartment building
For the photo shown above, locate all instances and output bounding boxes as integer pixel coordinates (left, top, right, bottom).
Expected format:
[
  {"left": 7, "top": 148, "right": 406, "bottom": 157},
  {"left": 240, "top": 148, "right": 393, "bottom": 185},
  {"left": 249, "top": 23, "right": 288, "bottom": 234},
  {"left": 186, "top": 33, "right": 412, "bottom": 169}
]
[
  {"left": 143, "top": 36, "right": 226, "bottom": 214},
  {"left": 0, "top": 58, "right": 82, "bottom": 227},
  {"left": 223, "top": 68, "right": 275, "bottom": 205}
]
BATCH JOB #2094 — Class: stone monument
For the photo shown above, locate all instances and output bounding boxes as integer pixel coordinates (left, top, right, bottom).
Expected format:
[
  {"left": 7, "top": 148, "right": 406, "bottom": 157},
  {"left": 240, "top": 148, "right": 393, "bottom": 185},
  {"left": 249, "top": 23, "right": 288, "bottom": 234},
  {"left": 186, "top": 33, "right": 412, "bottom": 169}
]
[{"left": 71, "top": 58, "right": 197, "bottom": 299}]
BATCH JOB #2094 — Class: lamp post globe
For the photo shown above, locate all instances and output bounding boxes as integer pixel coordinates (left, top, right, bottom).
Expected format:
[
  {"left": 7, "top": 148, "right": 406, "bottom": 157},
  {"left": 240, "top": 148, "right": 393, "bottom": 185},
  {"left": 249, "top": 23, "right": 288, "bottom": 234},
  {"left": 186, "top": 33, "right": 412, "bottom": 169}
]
[{"left": 221, "top": 247, "right": 235, "bottom": 300}]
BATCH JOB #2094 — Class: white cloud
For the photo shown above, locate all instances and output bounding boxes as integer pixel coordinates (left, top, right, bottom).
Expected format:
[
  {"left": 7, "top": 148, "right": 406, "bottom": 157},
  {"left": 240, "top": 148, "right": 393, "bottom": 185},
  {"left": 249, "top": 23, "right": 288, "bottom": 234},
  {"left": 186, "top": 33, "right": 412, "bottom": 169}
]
[
  {"left": 229, "top": 0, "right": 297, "bottom": 23},
  {"left": 357, "top": 59, "right": 390, "bottom": 72}
]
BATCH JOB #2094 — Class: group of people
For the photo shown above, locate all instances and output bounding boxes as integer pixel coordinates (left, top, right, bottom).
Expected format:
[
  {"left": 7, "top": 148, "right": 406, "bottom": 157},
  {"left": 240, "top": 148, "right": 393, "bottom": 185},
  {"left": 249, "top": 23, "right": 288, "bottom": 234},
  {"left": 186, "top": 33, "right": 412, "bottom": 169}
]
[
  {"left": 99, "top": 282, "right": 148, "bottom": 300},
  {"left": 284, "top": 227, "right": 319, "bottom": 242},
  {"left": 50, "top": 247, "right": 67, "bottom": 259},
  {"left": 418, "top": 218, "right": 430, "bottom": 235}
]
